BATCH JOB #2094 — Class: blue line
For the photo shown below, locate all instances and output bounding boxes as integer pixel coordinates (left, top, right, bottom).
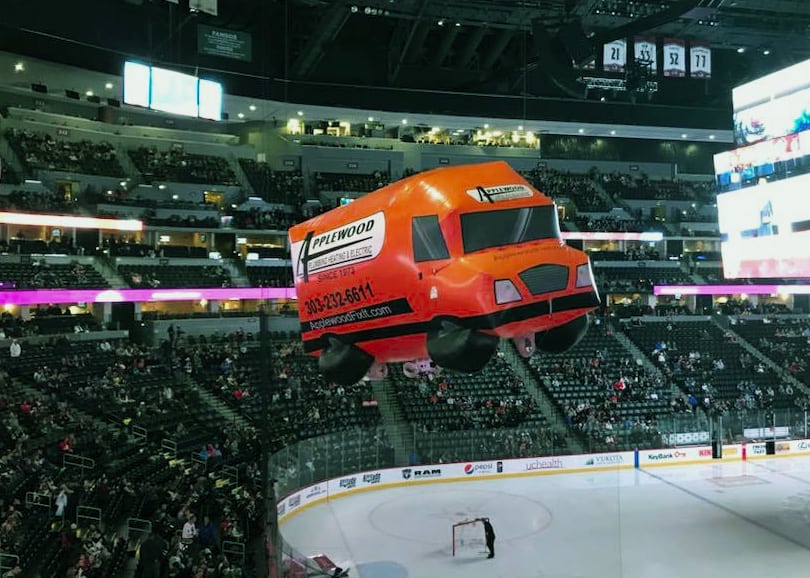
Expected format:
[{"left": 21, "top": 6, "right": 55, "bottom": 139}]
[{"left": 639, "top": 468, "right": 810, "bottom": 551}]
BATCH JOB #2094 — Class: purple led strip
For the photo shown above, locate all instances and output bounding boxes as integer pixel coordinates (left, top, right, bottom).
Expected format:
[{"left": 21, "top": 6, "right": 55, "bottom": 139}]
[
  {"left": 654, "top": 284, "right": 810, "bottom": 296},
  {"left": 0, "top": 286, "right": 298, "bottom": 306}
]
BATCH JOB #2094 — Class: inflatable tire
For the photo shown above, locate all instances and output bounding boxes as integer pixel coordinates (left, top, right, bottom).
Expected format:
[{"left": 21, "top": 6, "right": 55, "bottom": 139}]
[
  {"left": 535, "top": 315, "right": 589, "bottom": 354},
  {"left": 318, "top": 337, "right": 374, "bottom": 385},
  {"left": 427, "top": 321, "right": 498, "bottom": 373}
]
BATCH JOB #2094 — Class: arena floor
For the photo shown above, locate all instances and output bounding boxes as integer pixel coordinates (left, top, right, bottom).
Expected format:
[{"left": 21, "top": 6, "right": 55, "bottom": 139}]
[{"left": 281, "top": 456, "right": 810, "bottom": 578}]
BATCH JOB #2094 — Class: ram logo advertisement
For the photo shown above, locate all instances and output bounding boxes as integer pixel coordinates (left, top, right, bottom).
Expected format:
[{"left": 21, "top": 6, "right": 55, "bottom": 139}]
[
  {"left": 291, "top": 211, "right": 385, "bottom": 280},
  {"left": 402, "top": 468, "right": 442, "bottom": 480}
]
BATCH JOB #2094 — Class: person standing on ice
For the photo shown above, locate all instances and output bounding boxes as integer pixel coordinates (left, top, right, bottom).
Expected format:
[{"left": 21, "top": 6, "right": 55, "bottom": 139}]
[{"left": 480, "top": 517, "right": 496, "bottom": 558}]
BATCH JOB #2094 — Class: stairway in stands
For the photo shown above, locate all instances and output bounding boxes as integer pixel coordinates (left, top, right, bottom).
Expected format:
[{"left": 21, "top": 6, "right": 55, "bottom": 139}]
[
  {"left": 370, "top": 379, "right": 412, "bottom": 466},
  {"left": 92, "top": 255, "right": 130, "bottom": 289},
  {"left": 497, "top": 343, "right": 586, "bottom": 455},
  {"left": 182, "top": 370, "right": 252, "bottom": 431}
]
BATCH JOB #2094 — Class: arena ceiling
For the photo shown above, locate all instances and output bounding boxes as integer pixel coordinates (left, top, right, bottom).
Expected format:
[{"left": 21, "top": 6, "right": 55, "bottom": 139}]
[{"left": 2, "top": 0, "right": 810, "bottom": 126}]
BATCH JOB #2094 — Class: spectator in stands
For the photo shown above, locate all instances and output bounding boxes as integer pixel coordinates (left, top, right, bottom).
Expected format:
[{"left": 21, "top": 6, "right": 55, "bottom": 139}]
[
  {"left": 54, "top": 485, "right": 70, "bottom": 518},
  {"left": 9, "top": 339, "right": 21, "bottom": 359},
  {"left": 181, "top": 513, "right": 198, "bottom": 548},
  {"left": 138, "top": 530, "right": 168, "bottom": 578},
  {"left": 198, "top": 515, "right": 218, "bottom": 552}
]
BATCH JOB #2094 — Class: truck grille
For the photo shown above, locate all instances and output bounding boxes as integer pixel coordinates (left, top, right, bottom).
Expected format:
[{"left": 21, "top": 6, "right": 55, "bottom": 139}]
[{"left": 519, "top": 264, "right": 569, "bottom": 296}]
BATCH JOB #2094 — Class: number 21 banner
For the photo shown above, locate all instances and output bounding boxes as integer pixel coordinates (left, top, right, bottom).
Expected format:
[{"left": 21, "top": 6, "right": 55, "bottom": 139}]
[
  {"left": 690, "top": 41, "right": 712, "bottom": 79},
  {"left": 603, "top": 39, "right": 626, "bottom": 72},
  {"left": 663, "top": 38, "right": 686, "bottom": 77}
]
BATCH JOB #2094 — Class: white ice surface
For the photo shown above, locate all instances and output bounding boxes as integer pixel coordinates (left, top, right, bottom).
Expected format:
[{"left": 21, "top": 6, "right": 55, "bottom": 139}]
[{"left": 281, "top": 457, "right": 810, "bottom": 578}]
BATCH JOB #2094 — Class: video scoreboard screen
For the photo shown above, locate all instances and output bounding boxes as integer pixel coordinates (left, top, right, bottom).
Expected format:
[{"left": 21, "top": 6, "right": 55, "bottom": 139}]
[
  {"left": 123, "top": 61, "right": 223, "bottom": 121},
  {"left": 732, "top": 58, "right": 810, "bottom": 147},
  {"left": 717, "top": 57, "right": 810, "bottom": 280}
]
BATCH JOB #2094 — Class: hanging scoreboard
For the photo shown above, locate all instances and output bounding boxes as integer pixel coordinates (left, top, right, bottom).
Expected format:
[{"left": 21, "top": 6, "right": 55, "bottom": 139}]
[
  {"left": 603, "top": 39, "right": 627, "bottom": 72},
  {"left": 663, "top": 38, "right": 686, "bottom": 77},
  {"left": 690, "top": 42, "right": 712, "bottom": 78}
]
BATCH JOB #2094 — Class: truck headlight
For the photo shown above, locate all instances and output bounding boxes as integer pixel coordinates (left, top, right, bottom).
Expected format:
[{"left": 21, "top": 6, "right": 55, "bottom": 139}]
[
  {"left": 576, "top": 262, "right": 595, "bottom": 288},
  {"left": 494, "top": 279, "right": 522, "bottom": 304}
]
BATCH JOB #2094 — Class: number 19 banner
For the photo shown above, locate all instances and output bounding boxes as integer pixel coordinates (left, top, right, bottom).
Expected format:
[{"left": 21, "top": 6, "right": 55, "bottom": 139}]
[
  {"left": 663, "top": 38, "right": 686, "bottom": 77},
  {"left": 690, "top": 41, "right": 712, "bottom": 79}
]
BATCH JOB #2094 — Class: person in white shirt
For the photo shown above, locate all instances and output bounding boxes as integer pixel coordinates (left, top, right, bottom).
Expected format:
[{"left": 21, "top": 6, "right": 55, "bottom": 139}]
[
  {"left": 9, "top": 340, "right": 21, "bottom": 359},
  {"left": 55, "top": 486, "right": 70, "bottom": 518},
  {"left": 181, "top": 514, "right": 198, "bottom": 546}
]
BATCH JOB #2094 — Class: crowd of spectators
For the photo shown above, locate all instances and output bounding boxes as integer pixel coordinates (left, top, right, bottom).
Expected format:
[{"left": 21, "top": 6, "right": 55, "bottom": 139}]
[
  {"left": 595, "top": 266, "right": 691, "bottom": 293},
  {"left": 0, "top": 189, "right": 74, "bottom": 213},
  {"left": 0, "top": 330, "right": 270, "bottom": 577},
  {"left": 183, "top": 335, "right": 382, "bottom": 453},
  {"left": 422, "top": 429, "right": 563, "bottom": 466},
  {"left": 313, "top": 171, "right": 390, "bottom": 193},
  {"left": 120, "top": 264, "right": 232, "bottom": 289},
  {"left": 549, "top": 354, "right": 666, "bottom": 448},
  {"left": 238, "top": 161, "right": 305, "bottom": 206},
  {"left": 574, "top": 215, "right": 654, "bottom": 234},
  {"left": 588, "top": 244, "right": 660, "bottom": 262},
  {"left": 129, "top": 147, "right": 238, "bottom": 186},
  {"left": 0, "top": 309, "right": 99, "bottom": 339},
  {"left": 0, "top": 260, "right": 106, "bottom": 290},
  {"left": 228, "top": 208, "right": 298, "bottom": 231},
  {"left": 5, "top": 129, "right": 124, "bottom": 178},
  {"left": 602, "top": 173, "right": 714, "bottom": 203},
  {"left": 522, "top": 167, "right": 611, "bottom": 211}
]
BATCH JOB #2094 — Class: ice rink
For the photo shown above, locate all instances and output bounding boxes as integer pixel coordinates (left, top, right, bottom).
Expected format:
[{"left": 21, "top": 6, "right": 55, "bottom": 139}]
[{"left": 281, "top": 456, "right": 810, "bottom": 578}]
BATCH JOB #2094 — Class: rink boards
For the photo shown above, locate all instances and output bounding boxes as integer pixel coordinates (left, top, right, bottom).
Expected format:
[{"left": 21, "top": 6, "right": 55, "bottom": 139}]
[{"left": 277, "top": 438, "right": 810, "bottom": 523}]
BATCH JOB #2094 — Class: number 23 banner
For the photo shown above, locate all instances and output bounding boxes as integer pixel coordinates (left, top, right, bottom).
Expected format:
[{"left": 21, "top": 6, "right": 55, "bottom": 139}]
[{"left": 663, "top": 38, "right": 686, "bottom": 77}]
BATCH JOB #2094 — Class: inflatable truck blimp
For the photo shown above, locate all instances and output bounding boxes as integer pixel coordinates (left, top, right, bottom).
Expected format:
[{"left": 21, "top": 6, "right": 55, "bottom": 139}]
[{"left": 289, "top": 161, "right": 601, "bottom": 385}]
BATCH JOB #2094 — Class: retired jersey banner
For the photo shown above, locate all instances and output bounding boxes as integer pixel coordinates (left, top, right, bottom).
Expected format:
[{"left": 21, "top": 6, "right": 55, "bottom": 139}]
[
  {"left": 603, "top": 39, "right": 627, "bottom": 72},
  {"left": 663, "top": 38, "right": 686, "bottom": 77},
  {"left": 634, "top": 37, "right": 657, "bottom": 73},
  {"left": 690, "top": 42, "right": 712, "bottom": 78}
]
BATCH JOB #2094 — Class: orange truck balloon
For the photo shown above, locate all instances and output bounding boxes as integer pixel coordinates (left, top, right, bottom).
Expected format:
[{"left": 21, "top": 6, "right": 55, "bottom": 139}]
[{"left": 289, "top": 161, "right": 600, "bottom": 385}]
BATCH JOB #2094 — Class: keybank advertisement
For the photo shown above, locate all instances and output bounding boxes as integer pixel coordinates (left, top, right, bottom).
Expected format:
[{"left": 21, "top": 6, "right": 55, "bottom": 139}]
[{"left": 639, "top": 446, "right": 715, "bottom": 465}]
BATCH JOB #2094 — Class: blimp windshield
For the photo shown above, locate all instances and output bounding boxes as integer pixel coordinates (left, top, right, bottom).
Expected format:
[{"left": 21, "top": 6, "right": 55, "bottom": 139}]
[{"left": 461, "top": 205, "right": 560, "bottom": 254}]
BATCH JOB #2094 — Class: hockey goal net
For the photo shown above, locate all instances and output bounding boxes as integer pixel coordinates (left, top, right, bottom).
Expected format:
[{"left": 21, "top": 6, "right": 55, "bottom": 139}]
[{"left": 452, "top": 519, "right": 486, "bottom": 557}]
